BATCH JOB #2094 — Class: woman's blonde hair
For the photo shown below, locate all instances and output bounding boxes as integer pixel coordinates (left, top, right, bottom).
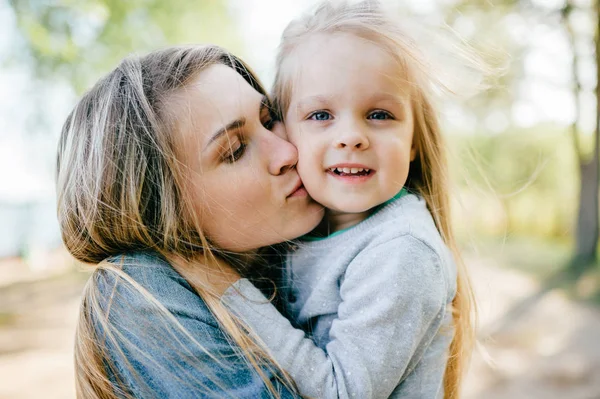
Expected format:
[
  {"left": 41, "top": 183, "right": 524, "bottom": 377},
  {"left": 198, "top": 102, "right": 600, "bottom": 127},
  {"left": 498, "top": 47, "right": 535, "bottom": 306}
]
[
  {"left": 271, "top": 1, "right": 477, "bottom": 398},
  {"left": 57, "top": 45, "right": 297, "bottom": 398}
]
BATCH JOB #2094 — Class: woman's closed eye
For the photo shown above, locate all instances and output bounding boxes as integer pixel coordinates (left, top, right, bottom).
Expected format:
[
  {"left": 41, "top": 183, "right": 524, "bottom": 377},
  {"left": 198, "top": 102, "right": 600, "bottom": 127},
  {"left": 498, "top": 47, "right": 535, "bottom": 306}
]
[
  {"left": 221, "top": 138, "right": 247, "bottom": 164},
  {"left": 367, "top": 110, "right": 394, "bottom": 120}
]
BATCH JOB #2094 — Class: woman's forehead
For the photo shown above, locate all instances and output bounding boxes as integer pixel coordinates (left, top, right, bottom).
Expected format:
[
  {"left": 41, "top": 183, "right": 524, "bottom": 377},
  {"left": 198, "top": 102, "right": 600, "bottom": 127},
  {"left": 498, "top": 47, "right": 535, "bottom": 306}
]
[
  {"left": 168, "top": 64, "right": 263, "bottom": 140},
  {"left": 186, "top": 64, "right": 261, "bottom": 106}
]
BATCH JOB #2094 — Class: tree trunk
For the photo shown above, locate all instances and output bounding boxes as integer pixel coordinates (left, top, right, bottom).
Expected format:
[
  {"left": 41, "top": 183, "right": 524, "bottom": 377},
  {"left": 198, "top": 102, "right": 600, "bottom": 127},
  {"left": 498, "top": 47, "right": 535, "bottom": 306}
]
[
  {"left": 572, "top": 1, "right": 600, "bottom": 267},
  {"left": 574, "top": 160, "right": 599, "bottom": 264}
]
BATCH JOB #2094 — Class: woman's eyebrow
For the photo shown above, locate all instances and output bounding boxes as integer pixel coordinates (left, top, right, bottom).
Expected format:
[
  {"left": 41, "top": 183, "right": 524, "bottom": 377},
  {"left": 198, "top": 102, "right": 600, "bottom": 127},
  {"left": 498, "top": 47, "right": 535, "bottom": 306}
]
[
  {"left": 203, "top": 95, "right": 268, "bottom": 152},
  {"left": 204, "top": 118, "right": 246, "bottom": 152}
]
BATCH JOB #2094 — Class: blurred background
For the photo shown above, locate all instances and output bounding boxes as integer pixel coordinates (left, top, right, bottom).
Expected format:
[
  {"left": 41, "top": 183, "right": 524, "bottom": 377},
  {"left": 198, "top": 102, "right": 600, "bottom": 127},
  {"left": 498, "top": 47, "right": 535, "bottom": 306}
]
[{"left": 1, "top": 0, "right": 599, "bottom": 398}]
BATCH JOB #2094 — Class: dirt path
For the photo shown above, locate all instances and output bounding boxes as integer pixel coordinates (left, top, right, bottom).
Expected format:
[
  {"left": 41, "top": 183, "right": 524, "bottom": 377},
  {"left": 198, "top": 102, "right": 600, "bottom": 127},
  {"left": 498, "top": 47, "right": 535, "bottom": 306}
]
[
  {"left": 464, "top": 255, "right": 600, "bottom": 399},
  {"left": 1, "top": 251, "right": 599, "bottom": 398},
  {"left": 0, "top": 253, "right": 85, "bottom": 399}
]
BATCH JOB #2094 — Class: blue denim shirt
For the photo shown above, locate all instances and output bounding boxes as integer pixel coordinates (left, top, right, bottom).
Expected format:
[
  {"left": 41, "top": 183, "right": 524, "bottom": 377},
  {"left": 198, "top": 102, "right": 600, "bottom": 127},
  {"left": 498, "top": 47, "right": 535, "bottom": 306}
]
[{"left": 94, "top": 251, "right": 299, "bottom": 398}]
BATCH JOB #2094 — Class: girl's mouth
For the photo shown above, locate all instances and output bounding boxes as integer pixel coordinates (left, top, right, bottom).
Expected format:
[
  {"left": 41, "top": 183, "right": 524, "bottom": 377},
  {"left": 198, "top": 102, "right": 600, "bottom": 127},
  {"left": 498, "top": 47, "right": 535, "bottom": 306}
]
[{"left": 327, "top": 167, "right": 374, "bottom": 177}]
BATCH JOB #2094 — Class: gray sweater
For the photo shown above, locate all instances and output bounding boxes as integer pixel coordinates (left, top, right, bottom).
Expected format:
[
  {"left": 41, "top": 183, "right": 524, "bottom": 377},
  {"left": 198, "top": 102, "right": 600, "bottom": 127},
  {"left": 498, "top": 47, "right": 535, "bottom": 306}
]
[{"left": 222, "top": 193, "right": 457, "bottom": 399}]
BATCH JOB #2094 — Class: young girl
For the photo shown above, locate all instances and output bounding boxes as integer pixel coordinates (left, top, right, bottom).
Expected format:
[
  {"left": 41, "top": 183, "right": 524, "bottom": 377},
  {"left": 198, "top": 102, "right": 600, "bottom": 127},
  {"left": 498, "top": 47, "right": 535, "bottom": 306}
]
[{"left": 221, "top": 1, "right": 475, "bottom": 398}]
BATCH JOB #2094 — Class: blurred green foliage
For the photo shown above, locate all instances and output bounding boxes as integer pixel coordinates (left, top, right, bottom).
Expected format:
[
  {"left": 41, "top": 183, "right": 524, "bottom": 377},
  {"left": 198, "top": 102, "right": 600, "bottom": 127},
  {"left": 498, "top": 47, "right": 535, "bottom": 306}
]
[
  {"left": 8, "top": 0, "right": 243, "bottom": 91},
  {"left": 450, "top": 128, "right": 579, "bottom": 241}
]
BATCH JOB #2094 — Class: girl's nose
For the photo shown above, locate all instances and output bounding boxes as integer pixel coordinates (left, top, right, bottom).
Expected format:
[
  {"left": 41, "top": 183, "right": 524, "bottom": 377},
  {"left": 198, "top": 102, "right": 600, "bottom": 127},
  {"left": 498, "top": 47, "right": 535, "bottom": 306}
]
[{"left": 334, "top": 129, "right": 370, "bottom": 150}]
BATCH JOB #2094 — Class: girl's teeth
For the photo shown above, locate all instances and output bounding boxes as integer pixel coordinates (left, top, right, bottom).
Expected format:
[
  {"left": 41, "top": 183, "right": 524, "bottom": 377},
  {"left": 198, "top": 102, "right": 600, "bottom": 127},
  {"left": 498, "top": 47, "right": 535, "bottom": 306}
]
[{"left": 329, "top": 167, "right": 372, "bottom": 174}]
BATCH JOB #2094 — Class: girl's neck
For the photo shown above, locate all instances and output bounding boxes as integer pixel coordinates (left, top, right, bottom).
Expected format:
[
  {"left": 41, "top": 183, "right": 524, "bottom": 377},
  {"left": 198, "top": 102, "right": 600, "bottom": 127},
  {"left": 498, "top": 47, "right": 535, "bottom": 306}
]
[{"left": 314, "top": 208, "right": 373, "bottom": 236}]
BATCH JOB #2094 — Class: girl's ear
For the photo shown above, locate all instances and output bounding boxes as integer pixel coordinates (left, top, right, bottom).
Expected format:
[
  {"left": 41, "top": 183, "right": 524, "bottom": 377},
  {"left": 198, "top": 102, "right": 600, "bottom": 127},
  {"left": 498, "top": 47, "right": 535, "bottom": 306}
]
[{"left": 410, "top": 141, "right": 417, "bottom": 162}]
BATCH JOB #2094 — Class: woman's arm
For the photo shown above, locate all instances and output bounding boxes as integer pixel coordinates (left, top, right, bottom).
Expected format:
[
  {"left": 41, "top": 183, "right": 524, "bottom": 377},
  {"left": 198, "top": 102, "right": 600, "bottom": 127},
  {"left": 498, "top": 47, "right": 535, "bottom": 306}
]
[
  {"left": 222, "top": 235, "right": 451, "bottom": 399},
  {"left": 92, "top": 252, "right": 299, "bottom": 399}
]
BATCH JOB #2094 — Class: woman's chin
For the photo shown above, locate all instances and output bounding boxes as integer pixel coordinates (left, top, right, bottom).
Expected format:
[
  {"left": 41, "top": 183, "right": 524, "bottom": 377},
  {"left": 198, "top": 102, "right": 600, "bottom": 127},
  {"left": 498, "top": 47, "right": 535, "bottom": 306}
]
[
  {"left": 301, "top": 202, "right": 326, "bottom": 232},
  {"left": 279, "top": 203, "right": 325, "bottom": 242}
]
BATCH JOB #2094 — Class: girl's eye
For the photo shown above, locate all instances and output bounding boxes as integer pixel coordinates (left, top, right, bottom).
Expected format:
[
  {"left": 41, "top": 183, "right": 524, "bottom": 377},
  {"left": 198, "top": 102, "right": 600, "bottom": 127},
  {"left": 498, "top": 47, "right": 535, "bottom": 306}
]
[
  {"left": 308, "top": 111, "right": 332, "bottom": 121},
  {"left": 223, "top": 141, "right": 246, "bottom": 164},
  {"left": 368, "top": 110, "right": 393, "bottom": 120}
]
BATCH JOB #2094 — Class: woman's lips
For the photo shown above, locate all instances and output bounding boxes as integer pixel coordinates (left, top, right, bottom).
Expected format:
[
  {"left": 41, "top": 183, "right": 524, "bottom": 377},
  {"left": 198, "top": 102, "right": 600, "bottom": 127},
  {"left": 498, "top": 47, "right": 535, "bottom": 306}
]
[
  {"left": 289, "top": 185, "right": 308, "bottom": 197},
  {"left": 288, "top": 180, "right": 308, "bottom": 198}
]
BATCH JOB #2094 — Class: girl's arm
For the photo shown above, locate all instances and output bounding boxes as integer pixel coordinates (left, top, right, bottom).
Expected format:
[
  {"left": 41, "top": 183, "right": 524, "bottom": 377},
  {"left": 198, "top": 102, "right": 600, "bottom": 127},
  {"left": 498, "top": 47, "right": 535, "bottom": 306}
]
[
  {"left": 94, "top": 253, "right": 300, "bottom": 399},
  {"left": 222, "top": 235, "right": 452, "bottom": 399}
]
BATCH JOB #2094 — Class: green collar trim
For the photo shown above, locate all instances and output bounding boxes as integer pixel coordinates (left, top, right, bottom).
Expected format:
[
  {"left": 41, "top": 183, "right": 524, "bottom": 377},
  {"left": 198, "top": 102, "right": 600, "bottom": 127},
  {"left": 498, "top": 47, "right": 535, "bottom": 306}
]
[{"left": 301, "top": 187, "right": 409, "bottom": 242}]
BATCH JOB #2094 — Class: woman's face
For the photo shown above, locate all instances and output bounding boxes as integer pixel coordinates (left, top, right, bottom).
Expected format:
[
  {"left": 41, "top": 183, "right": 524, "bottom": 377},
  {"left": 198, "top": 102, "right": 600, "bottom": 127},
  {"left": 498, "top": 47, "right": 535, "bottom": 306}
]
[{"left": 172, "top": 64, "right": 323, "bottom": 252}]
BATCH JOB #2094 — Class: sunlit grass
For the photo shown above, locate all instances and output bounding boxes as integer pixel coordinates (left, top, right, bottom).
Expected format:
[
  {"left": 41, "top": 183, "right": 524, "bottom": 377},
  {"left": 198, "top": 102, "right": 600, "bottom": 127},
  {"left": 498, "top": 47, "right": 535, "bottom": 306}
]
[{"left": 463, "top": 235, "right": 573, "bottom": 277}]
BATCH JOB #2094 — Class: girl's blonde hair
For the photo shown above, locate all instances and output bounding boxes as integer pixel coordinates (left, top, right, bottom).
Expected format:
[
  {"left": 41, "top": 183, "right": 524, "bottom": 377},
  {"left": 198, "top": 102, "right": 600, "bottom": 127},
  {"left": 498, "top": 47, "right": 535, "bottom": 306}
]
[
  {"left": 57, "top": 45, "right": 297, "bottom": 398},
  {"left": 272, "top": 1, "right": 477, "bottom": 398}
]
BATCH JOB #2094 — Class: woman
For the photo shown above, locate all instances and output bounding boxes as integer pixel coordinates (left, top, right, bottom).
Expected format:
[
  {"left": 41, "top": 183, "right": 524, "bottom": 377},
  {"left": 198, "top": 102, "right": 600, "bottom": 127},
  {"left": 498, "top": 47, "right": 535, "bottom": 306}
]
[{"left": 57, "top": 45, "right": 323, "bottom": 398}]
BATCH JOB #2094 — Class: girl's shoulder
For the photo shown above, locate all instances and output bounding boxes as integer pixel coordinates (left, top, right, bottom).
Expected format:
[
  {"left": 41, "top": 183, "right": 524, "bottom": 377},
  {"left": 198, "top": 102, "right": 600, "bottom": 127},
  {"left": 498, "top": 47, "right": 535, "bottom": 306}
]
[
  {"left": 375, "top": 194, "right": 456, "bottom": 280},
  {"left": 376, "top": 193, "right": 440, "bottom": 242}
]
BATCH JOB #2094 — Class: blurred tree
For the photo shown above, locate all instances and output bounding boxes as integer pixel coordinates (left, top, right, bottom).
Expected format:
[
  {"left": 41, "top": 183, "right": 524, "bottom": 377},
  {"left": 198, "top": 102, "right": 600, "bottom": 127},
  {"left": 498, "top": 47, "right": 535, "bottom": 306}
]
[
  {"left": 562, "top": 0, "right": 599, "bottom": 269},
  {"left": 447, "top": 0, "right": 600, "bottom": 268},
  {"left": 442, "top": 0, "right": 533, "bottom": 234},
  {"left": 6, "top": 0, "right": 242, "bottom": 92},
  {"left": 453, "top": 128, "right": 577, "bottom": 238},
  {"left": 447, "top": 1, "right": 600, "bottom": 337}
]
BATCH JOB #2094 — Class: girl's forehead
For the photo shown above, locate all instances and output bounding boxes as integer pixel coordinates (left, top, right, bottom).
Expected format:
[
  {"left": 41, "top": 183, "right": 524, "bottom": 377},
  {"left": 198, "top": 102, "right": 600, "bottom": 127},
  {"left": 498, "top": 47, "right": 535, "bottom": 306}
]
[
  {"left": 295, "top": 32, "right": 386, "bottom": 61},
  {"left": 289, "top": 32, "right": 411, "bottom": 83},
  {"left": 286, "top": 33, "right": 412, "bottom": 99}
]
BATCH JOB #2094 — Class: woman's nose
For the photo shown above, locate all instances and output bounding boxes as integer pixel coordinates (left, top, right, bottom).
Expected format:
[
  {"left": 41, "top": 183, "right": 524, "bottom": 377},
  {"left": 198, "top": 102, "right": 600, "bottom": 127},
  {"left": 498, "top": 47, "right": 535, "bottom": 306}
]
[{"left": 266, "top": 131, "right": 298, "bottom": 176}]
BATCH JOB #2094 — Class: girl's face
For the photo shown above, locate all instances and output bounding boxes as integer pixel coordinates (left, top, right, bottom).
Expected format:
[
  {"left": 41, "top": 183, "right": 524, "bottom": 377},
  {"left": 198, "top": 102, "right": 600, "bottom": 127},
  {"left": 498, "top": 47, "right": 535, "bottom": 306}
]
[
  {"left": 173, "top": 65, "right": 323, "bottom": 252},
  {"left": 284, "top": 32, "right": 416, "bottom": 215}
]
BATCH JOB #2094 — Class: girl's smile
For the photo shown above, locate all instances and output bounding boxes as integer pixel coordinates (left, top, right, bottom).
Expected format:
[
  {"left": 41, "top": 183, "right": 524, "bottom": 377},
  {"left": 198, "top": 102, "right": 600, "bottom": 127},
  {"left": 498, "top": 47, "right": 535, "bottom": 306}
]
[{"left": 326, "top": 163, "right": 376, "bottom": 184}]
